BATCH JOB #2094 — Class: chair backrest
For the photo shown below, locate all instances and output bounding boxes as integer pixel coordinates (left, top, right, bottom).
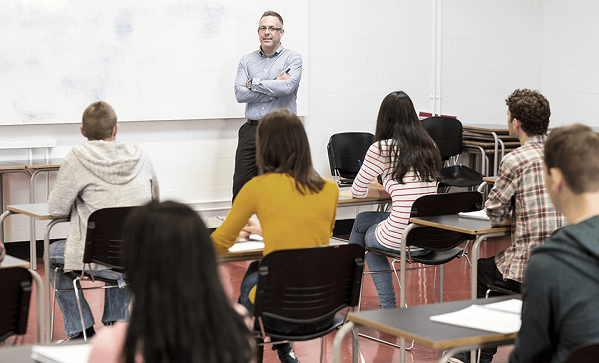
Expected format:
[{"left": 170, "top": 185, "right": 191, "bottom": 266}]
[
  {"left": 406, "top": 192, "right": 483, "bottom": 250},
  {"left": 82, "top": 206, "right": 135, "bottom": 272},
  {"left": 327, "top": 132, "right": 374, "bottom": 179},
  {"left": 0, "top": 267, "right": 32, "bottom": 341},
  {"left": 253, "top": 244, "right": 364, "bottom": 324},
  {"left": 564, "top": 341, "right": 599, "bottom": 363},
  {"left": 421, "top": 117, "right": 463, "bottom": 161}
]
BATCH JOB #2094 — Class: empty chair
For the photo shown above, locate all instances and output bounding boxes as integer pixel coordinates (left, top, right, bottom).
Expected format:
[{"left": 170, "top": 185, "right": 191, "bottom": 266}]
[
  {"left": 327, "top": 132, "right": 374, "bottom": 186},
  {"left": 252, "top": 244, "right": 365, "bottom": 363},
  {"left": 421, "top": 117, "right": 483, "bottom": 192}
]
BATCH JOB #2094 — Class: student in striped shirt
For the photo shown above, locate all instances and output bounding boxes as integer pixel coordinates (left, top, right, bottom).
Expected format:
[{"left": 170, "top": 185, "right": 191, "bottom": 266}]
[{"left": 348, "top": 91, "right": 442, "bottom": 309}]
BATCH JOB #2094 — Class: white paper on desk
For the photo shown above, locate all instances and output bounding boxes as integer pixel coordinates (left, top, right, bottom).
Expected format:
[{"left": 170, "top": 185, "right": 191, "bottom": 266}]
[
  {"left": 430, "top": 304, "right": 521, "bottom": 334},
  {"left": 458, "top": 210, "right": 489, "bottom": 220},
  {"left": 31, "top": 344, "right": 91, "bottom": 363},
  {"left": 484, "top": 299, "right": 522, "bottom": 314},
  {"left": 228, "top": 240, "right": 265, "bottom": 252}
]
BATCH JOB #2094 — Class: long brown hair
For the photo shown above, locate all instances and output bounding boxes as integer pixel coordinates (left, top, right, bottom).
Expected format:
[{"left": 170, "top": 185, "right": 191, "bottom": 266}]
[
  {"left": 374, "top": 91, "right": 442, "bottom": 183},
  {"left": 256, "top": 109, "right": 325, "bottom": 194}
]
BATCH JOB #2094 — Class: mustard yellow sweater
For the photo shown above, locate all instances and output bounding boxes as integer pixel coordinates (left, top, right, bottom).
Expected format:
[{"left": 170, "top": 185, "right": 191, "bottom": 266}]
[{"left": 212, "top": 173, "right": 339, "bottom": 256}]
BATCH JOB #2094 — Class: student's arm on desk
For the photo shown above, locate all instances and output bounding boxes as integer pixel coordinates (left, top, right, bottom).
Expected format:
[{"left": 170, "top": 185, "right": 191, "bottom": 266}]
[
  {"left": 490, "top": 212, "right": 512, "bottom": 227},
  {"left": 47, "top": 161, "right": 77, "bottom": 216},
  {"left": 237, "top": 218, "right": 262, "bottom": 241},
  {"left": 211, "top": 185, "right": 257, "bottom": 254},
  {"left": 362, "top": 182, "right": 390, "bottom": 199}
]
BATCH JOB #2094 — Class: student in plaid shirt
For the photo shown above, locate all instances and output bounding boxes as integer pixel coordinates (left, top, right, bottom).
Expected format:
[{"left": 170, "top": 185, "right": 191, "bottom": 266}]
[{"left": 451, "top": 89, "right": 566, "bottom": 363}]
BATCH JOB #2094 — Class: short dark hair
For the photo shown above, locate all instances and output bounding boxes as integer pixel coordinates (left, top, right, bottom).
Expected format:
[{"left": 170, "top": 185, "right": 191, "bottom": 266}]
[
  {"left": 256, "top": 109, "right": 324, "bottom": 194},
  {"left": 122, "top": 201, "right": 253, "bottom": 363},
  {"left": 545, "top": 124, "right": 599, "bottom": 194},
  {"left": 261, "top": 10, "right": 283, "bottom": 27},
  {"left": 505, "top": 89, "right": 550, "bottom": 136},
  {"left": 81, "top": 101, "right": 117, "bottom": 140},
  {"left": 374, "top": 91, "right": 442, "bottom": 183}
]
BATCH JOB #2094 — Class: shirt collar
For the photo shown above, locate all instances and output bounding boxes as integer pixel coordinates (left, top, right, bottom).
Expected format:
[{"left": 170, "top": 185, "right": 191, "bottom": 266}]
[
  {"left": 259, "top": 43, "right": 284, "bottom": 58},
  {"left": 524, "top": 134, "right": 547, "bottom": 145}
]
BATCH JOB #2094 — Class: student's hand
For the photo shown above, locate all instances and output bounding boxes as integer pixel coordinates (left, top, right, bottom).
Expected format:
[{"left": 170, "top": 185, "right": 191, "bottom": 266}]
[
  {"left": 491, "top": 211, "right": 512, "bottom": 226},
  {"left": 236, "top": 218, "right": 262, "bottom": 241},
  {"left": 365, "top": 182, "right": 390, "bottom": 199},
  {"left": 276, "top": 70, "right": 290, "bottom": 80},
  {"left": 242, "top": 218, "right": 262, "bottom": 236}
]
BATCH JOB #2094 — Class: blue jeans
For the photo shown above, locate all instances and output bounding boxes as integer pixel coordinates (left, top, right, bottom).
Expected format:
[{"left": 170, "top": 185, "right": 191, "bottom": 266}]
[
  {"left": 49, "top": 240, "right": 131, "bottom": 338},
  {"left": 348, "top": 211, "right": 430, "bottom": 309}
]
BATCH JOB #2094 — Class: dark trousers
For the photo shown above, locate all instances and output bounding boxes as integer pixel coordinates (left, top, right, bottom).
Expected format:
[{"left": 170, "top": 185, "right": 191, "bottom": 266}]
[
  {"left": 232, "top": 120, "right": 259, "bottom": 201},
  {"left": 476, "top": 256, "right": 522, "bottom": 361}
]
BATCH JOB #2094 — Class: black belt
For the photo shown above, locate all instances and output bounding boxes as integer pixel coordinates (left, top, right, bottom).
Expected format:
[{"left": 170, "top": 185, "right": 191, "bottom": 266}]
[{"left": 247, "top": 119, "right": 259, "bottom": 126}]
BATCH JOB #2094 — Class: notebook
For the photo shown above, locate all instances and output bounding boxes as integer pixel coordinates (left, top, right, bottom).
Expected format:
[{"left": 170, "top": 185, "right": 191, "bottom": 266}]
[
  {"left": 458, "top": 210, "right": 489, "bottom": 220},
  {"left": 31, "top": 344, "right": 92, "bottom": 363}
]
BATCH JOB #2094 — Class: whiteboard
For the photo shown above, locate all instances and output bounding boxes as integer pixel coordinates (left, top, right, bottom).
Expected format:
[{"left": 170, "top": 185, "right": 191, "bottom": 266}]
[{"left": 0, "top": 0, "right": 308, "bottom": 125}]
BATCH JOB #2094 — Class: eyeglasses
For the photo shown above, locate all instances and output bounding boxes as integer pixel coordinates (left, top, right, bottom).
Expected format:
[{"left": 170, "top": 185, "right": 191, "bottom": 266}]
[{"left": 258, "top": 26, "right": 282, "bottom": 33}]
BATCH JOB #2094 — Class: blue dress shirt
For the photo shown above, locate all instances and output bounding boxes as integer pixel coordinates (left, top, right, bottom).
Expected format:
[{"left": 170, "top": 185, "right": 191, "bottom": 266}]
[{"left": 234, "top": 44, "right": 302, "bottom": 120}]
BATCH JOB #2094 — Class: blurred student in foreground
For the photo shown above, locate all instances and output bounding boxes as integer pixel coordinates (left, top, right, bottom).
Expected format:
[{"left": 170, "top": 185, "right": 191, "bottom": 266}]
[
  {"left": 510, "top": 124, "right": 599, "bottom": 363},
  {"left": 88, "top": 201, "right": 253, "bottom": 363}
]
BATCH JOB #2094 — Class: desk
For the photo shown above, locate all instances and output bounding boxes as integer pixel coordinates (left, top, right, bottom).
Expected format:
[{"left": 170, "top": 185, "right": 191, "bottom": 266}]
[
  {"left": 338, "top": 188, "right": 391, "bottom": 208},
  {"left": 0, "top": 254, "right": 31, "bottom": 268},
  {"left": 0, "top": 159, "right": 62, "bottom": 270},
  {"left": 0, "top": 203, "right": 69, "bottom": 344},
  {"left": 333, "top": 296, "right": 518, "bottom": 363},
  {"left": 407, "top": 215, "right": 510, "bottom": 300},
  {"left": 0, "top": 162, "right": 30, "bottom": 246},
  {"left": 463, "top": 124, "right": 513, "bottom": 176}
]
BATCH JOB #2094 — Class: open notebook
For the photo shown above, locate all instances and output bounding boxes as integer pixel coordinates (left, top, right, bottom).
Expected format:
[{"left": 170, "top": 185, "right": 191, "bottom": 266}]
[{"left": 429, "top": 299, "right": 522, "bottom": 334}]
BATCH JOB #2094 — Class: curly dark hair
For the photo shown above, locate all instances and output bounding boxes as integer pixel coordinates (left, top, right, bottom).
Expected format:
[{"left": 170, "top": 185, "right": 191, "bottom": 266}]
[{"left": 505, "top": 89, "right": 550, "bottom": 136}]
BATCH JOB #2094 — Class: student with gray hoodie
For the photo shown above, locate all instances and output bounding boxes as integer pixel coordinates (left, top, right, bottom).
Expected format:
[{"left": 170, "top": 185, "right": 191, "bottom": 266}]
[
  {"left": 510, "top": 124, "right": 599, "bottom": 363},
  {"left": 48, "top": 101, "right": 159, "bottom": 341}
]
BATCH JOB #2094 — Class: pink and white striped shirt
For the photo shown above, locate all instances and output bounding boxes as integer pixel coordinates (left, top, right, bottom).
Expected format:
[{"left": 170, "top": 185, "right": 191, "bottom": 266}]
[{"left": 351, "top": 140, "right": 437, "bottom": 250}]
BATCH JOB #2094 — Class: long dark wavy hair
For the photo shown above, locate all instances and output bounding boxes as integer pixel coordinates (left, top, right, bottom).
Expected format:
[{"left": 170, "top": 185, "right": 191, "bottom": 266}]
[
  {"left": 374, "top": 91, "right": 442, "bottom": 183},
  {"left": 256, "top": 109, "right": 325, "bottom": 194},
  {"left": 121, "top": 201, "right": 253, "bottom": 363}
]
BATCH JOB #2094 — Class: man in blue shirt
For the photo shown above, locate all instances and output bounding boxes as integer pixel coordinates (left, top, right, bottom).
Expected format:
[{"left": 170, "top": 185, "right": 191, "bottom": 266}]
[{"left": 233, "top": 10, "right": 302, "bottom": 201}]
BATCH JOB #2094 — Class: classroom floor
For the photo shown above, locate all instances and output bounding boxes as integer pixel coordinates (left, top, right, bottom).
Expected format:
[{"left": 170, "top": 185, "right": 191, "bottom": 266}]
[{"left": 10, "top": 236, "right": 514, "bottom": 363}]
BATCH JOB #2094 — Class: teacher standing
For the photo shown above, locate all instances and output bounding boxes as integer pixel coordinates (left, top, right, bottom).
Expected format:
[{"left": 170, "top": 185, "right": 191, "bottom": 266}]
[{"left": 233, "top": 10, "right": 302, "bottom": 201}]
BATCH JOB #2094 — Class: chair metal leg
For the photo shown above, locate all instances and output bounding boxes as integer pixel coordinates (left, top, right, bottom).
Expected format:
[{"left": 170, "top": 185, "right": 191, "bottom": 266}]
[
  {"left": 72, "top": 277, "right": 88, "bottom": 341},
  {"left": 50, "top": 267, "right": 59, "bottom": 342},
  {"left": 319, "top": 336, "right": 324, "bottom": 363}
]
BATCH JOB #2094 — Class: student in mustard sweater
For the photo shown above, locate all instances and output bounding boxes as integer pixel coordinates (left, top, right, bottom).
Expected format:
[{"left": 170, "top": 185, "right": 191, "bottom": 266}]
[{"left": 211, "top": 109, "right": 339, "bottom": 363}]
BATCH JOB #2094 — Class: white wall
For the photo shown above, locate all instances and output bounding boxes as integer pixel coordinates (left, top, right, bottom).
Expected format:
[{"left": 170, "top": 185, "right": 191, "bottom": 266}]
[
  {"left": 542, "top": 0, "right": 599, "bottom": 127},
  {"left": 2, "top": 0, "right": 599, "bottom": 242}
]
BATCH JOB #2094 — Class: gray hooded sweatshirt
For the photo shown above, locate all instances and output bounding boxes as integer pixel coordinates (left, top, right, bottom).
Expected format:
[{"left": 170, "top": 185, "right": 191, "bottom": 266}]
[
  {"left": 48, "top": 140, "right": 159, "bottom": 271},
  {"left": 510, "top": 215, "right": 599, "bottom": 363}
]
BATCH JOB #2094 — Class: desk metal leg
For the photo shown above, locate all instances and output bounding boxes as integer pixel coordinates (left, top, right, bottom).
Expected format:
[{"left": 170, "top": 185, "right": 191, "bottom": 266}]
[
  {"left": 44, "top": 218, "right": 69, "bottom": 343},
  {"left": 29, "top": 270, "right": 45, "bottom": 343},
  {"left": 470, "top": 232, "right": 510, "bottom": 300}
]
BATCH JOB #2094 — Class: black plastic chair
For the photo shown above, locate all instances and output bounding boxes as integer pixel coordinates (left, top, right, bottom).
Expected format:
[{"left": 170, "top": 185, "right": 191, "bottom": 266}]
[
  {"left": 358, "top": 192, "right": 482, "bottom": 349},
  {"left": 564, "top": 341, "right": 599, "bottom": 363},
  {"left": 327, "top": 132, "right": 374, "bottom": 187},
  {"left": 421, "top": 117, "right": 483, "bottom": 192},
  {"left": 252, "top": 244, "right": 365, "bottom": 363},
  {"left": 51, "top": 206, "right": 135, "bottom": 341},
  {"left": 0, "top": 267, "right": 32, "bottom": 343}
]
